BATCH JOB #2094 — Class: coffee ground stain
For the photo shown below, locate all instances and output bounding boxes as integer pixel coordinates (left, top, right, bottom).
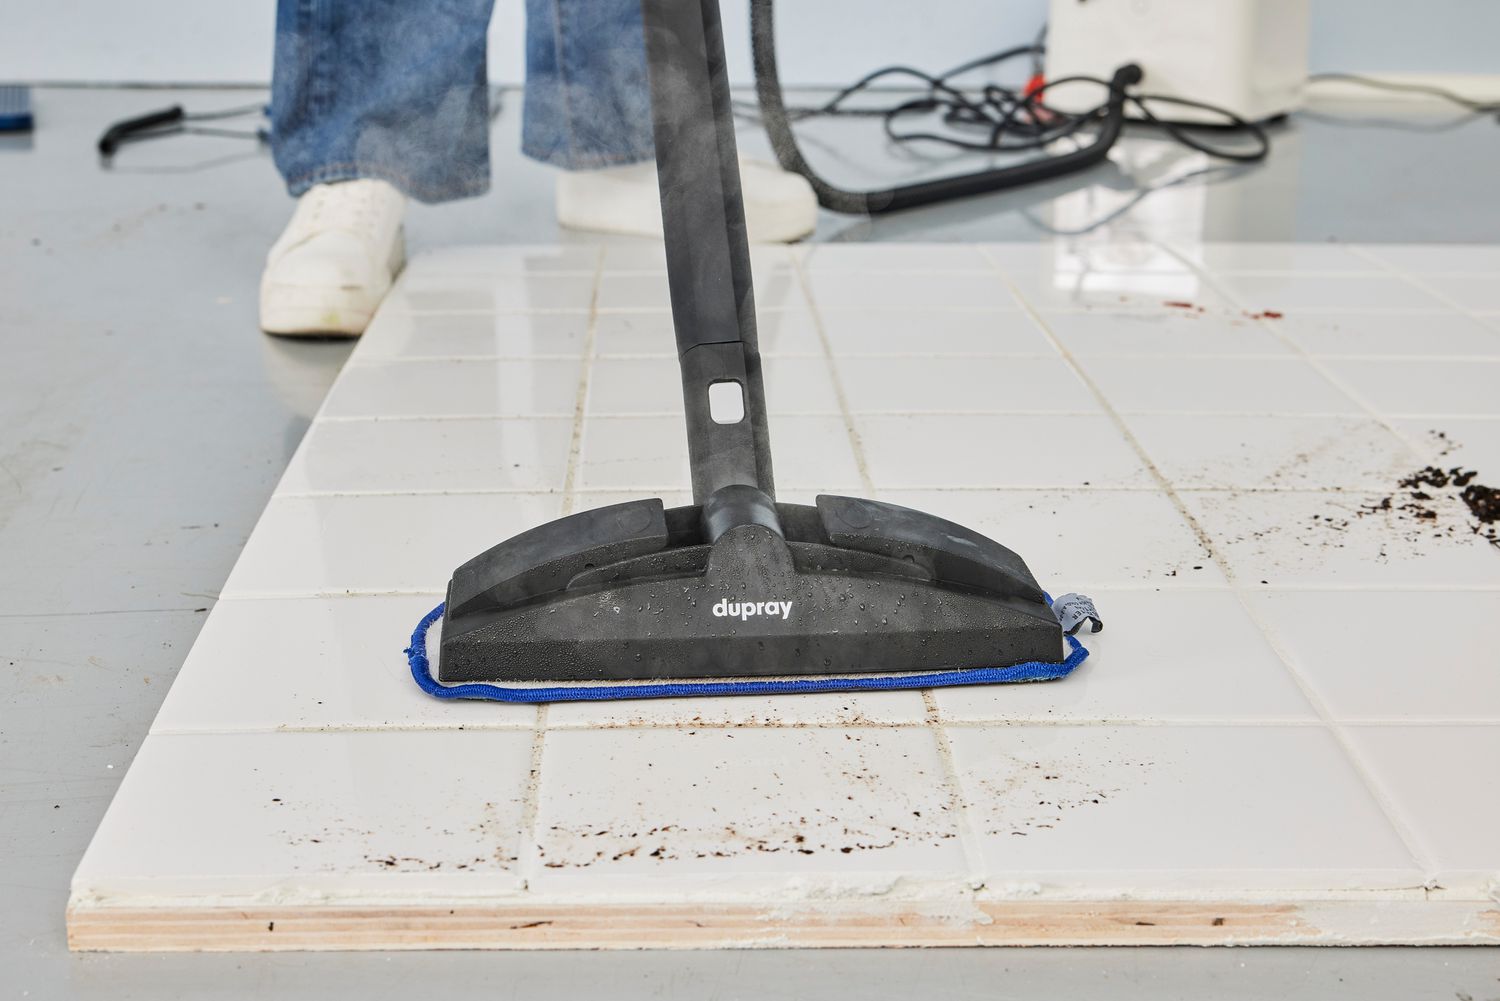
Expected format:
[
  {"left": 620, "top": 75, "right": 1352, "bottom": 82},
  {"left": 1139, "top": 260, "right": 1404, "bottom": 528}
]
[{"left": 1360, "top": 455, "right": 1500, "bottom": 549}]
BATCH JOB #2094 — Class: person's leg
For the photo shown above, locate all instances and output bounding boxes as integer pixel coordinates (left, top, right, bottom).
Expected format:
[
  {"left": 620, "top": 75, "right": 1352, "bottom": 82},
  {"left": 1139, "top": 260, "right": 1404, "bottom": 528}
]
[
  {"left": 521, "top": 0, "right": 655, "bottom": 170},
  {"left": 262, "top": 0, "right": 497, "bottom": 335},
  {"left": 270, "top": 0, "right": 497, "bottom": 203},
  {"left": 526, "top": 0, "right": 816, "bottom": 242}
]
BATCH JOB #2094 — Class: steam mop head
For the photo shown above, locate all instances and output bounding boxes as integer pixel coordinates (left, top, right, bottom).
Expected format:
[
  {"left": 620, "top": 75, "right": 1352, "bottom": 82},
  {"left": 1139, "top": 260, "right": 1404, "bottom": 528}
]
[
  {"left": 408, "top": 593, "right": 1095, "bottom": 703},
  {"left": 409, "top": 495, "right": 1100, "bottom": 703}
]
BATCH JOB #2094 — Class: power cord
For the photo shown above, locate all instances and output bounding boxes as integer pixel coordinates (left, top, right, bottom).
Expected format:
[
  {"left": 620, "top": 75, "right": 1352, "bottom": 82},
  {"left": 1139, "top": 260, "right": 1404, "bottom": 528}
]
[
  {"left": 97, "top": 88, "right": 510, "bottom": 159},
  {"left": 737, "top": 40, "right": 1270, "bottom": 167},
  {"left": 1308, "top": 72, "right": 1500, "bottom": 117},
  {"left": 98, "top": 102, "right": 269, "bottom": 157}
]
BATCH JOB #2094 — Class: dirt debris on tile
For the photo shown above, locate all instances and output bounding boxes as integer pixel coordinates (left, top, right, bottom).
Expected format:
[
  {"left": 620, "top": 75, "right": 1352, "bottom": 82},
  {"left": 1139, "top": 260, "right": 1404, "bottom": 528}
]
[
  {"left": 531, "top": 728, "right": 965, "bottom": 873},
  {"left": 969, "top": 754, "right": 1149, "bottom": 838},
  {"left": 1355, "top": 430, "right": 1500, "bottom": 549}
]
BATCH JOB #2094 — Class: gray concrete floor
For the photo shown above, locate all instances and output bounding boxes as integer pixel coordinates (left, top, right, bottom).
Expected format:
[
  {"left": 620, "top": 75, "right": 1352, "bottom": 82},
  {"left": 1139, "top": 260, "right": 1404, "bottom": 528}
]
[{"left": 3, "top": 86, "right": 1499, "bottom": 999}]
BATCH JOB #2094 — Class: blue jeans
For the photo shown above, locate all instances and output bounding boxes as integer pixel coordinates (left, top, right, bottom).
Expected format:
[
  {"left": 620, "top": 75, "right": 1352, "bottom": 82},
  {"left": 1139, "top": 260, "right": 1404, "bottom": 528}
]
[{"left": 270, "top": 0, "right": 656, "bottom": 203}]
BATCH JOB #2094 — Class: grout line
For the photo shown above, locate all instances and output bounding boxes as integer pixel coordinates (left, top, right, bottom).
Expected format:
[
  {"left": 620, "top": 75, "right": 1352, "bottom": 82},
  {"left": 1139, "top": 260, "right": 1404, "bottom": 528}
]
[
  {"left": 518, "top": 715, "right": 1339, "bottom": 731},
  {"left": 557, "top": 247, "right": 605, "bottom": 517},
  {"left": 344, "top": 354, "right": 587, "bottom": 366},
  {"left": 145, "top": 716, "right": 1500, "bottom": 737},
  {"left": 1152, "top": 238, "right": 1455, "bottom": 878},
  {"left": 308, "top": 406, "right": 1495, "bottom": 425},
  {"left": 1085, "top": 352, "right": 1500, "bottom": 363},
  {"left": 0, "top": 606, "right": 215, "bottom": 619},
  {"left": 382, "top": 308, "right": 593, "bottom": 318},
  {"left": 1347, "top": 245, "right": 1500, "bottom": 324},
  {"left": 584, "top": 408, "right": 1100, "bottom": 418},
  {"left": 596, "top": 305, "right": 812, "bottom": 317},
  {"left": 258, "top": 482, "right": 1482, "bottom": 501},
  {"left": 215, "top": 590, "right": 447, "bottom": 600},
  {"left": 922, "top": 690, "right": 990, "bottom": 889},
  {"left": 211, "top": 580, "right": 1500, "bottom": 603},
  {"left": 315, "top": 413, "right": 579, "bottom": 423},
  {"left": 514, "top": 704, "right": 551, "bottom": 888},
  {"left": 380, "top": 302, "right": 1487, "bottom": 319},
  {"left": 269, "top": 488, "right": 566, "bottom": 499}
]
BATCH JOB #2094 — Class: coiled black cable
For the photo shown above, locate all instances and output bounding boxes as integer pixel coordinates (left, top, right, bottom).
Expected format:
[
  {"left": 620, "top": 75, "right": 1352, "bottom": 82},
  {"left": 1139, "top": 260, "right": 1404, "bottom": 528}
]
[{"left": 747, "top": 0, "right": 1269, "bottom": 214}]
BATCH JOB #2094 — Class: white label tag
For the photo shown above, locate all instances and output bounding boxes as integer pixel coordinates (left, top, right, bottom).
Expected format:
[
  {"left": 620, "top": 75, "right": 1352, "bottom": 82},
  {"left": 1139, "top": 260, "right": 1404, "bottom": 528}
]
[{"left": 1051, "top": 593, "right": 1102, "bottom": 636}]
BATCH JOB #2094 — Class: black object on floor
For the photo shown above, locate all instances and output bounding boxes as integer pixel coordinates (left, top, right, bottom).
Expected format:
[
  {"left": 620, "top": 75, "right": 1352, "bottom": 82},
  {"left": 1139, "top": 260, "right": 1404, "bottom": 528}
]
[
  {"left": 436, "top": 0, "right": 1063, "bottom": 684},
  {"left": 96, "top": 101, "right": 268, "bottom": 157}
]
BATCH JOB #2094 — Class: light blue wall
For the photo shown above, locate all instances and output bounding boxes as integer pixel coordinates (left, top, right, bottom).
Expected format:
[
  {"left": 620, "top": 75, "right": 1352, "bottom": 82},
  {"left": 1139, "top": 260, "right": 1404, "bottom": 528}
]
[
  {"left": 717, "top": 0, "right": 1047, "bottom": 85},
  {"left": 724, "top": 0, "right": 1500, "bottom": 85},
  {"left": 3, "top": 0, "right": 1497, "bottom": 84},
  {"left": 1306, "top": 0, "right": 1500, "bottom": 74}
]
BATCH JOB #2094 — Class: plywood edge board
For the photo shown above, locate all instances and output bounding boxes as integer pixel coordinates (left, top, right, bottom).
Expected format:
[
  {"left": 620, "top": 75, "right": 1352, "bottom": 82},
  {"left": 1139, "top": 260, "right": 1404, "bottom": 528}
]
[{"left": 67, "top": 899, "right": 1500, "bottom": 952}]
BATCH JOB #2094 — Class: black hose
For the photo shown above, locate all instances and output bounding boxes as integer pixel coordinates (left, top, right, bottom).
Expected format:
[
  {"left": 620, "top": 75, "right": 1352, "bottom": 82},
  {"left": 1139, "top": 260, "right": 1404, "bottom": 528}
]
[
  {"left": 97, "top": 105, "right": 186, "bottom": 156},
  {"left": 748, "top": 0, "right": 1142, "bottom": 215}
]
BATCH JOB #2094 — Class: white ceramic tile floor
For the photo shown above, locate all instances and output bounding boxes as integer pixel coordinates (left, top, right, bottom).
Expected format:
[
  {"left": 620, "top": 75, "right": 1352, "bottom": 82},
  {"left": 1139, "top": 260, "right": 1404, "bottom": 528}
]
[
  {"left": 72, "top": 243, "right": 1500, "bottom": 949},
  {"left": 1119, "top": 415, "right": 1418, "bottom": 491},
  {"left": 1391, "top": 417, "right": 1500, "bottom": 473},
  {"left": 1273, "top": 311, "right": 1500, "bottom": 358},
  {"left": 528, "top": 727, "right": 968, "bottom": 895},
  {"left": 402, "top": 244, "right": 601, "bottom": 277},
  {"left": 576, "top": 414, "right": 864, "bottom": 492},
  {"left": 872, "top": 488, "right": 1222, "bottom": 589},
  {"left": 798, "top": 243, "right": 992, "bottom": 272},
  {"left": 804, "top": 270, "right": 1017, "bottom": 311},
  {"left": 1042, "top": 309, "right": 1293, "bottom": 356},
  {"left": 596, "top": 269, "right": 809, "bottom": 312},
  {"left": 599, "top": 241, "right": 793, "bottom": 278},
  {"left": 1341, "top": 725, "right": 1500, "bottom": 882},
  {"left": 1001, "top": 269, "right": 1228, "bottom": 313},
  {"left": 586, "top": 355, "right": 841, "bottom": 416},
  {"left": 73, "top": 730, "right": 535, "bottom": 901},
  {"left": 544, "top": 685, "right": 928, "bottom": 730},
  {"left": 276, "top": 418, "right": 574, "bottom": 495},
  {"left": 980, "top": 241, "right": 1190, "bottom": 275},
  {"left": 592, "top": 309, "right": 824, "bottom": 357},
  {"left": 837, "top": 356, "right": 1098, "bottom": 414},
  {"left": 354, "top": 312, "right": 591, "bottom": 361},
  {"left": 1244, "top": 591, "right": 1500, "bottom": 722},
  {"left": 222, "top": 492, "right": 565, "bottom": 597},
  {"left": 946, "top": 725, "right": 1423, "bottom": 892},
  {"left": 1414, "top": 274, "right": 1500, "bottom": 312},
  {"left": 1169, "top": 241, "right": 1376, "bottom": 274},
  {"left": 817, "top": 308, "right": 1053, "bottom": 356},
  {"left": 1211, "top": 274, "right": 1447, "bottom": 313},
  {"left": 854, "top": 414, "right": 1152, "bottom": 489},
  {"left": 1078, "top": 356, "right": 1359, "bottom": 415},
  {"left": 152, "top": 595, "right": 536, "bottom": 733},
  {"left": 1180, "top": 490, "right": 1500, "bottom": 589},
  {"left": 1321, "top": 359, "right": 1500, "bottom": 417},
  {"left": 320, "top": 358, "right": 585, "bottom": 419},
  {"left": 933, "top": 589, "right": 1318, "bottom": 724},
  {"left": 384, "top": 272, "right": 598, "bottom": 313},
  {"left": 1356, "top": 244, "right": 1500, "bottom": 274}
]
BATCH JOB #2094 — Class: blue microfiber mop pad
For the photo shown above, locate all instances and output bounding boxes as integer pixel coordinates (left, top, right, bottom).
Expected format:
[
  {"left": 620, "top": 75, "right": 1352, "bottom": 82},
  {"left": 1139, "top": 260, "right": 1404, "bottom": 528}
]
[{"left": 406, "top": 593, "right": 1098, "bottom": 704}]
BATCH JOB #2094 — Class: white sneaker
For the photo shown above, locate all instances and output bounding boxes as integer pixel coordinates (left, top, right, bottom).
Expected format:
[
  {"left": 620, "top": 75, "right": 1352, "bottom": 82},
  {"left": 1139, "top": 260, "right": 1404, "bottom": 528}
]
[
  {"left": 557, "top": 158, "right": 817, "bottom": 244},
  {"left": 259, "top": 179, "right": 407, "bottom": 336}
]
